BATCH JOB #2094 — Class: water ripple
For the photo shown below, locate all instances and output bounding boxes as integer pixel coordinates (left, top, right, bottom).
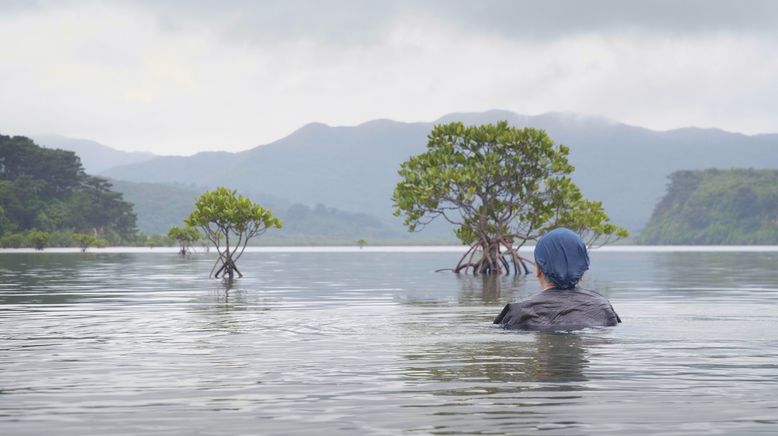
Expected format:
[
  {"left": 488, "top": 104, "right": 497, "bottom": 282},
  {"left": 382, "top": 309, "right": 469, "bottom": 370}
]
[{"left": 1, "top": 251, "right": 778, "bottom": 434}]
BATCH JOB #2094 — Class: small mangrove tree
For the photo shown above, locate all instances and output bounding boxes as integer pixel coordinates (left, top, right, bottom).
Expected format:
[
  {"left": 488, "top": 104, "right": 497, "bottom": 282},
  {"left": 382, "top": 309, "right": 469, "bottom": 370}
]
[
  {"left": 167, "top": 225, "right": 200, "bottom": 255},
  {"left": 393, "top": 121, "right": 627, "bottom": 275},
  {"left": 185, "top": 187, "right": 282, "bottom": 280},
  {"left": 73, "top": 232, "right": 107, "bottom": 253}
]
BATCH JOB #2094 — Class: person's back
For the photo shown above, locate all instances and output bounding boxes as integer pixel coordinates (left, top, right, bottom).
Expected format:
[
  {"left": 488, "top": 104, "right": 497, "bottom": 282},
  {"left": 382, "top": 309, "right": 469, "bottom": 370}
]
[
  {"left": 494, "top": 287, "right": 620, "bottom": 331},
  {"left": 493, "top": 227, "right": 621, "bottom": 331}
]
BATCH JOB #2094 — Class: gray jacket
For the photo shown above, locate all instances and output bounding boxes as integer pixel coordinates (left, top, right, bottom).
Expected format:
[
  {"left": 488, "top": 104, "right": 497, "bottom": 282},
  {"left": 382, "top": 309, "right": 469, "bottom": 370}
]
[{"left": 494, "top": 288, "right": 621, "bottom": 331}]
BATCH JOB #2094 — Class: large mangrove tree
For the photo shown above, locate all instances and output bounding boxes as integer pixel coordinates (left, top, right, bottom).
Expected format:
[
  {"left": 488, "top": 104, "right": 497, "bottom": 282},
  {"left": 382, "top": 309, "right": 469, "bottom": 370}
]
[{"left": 393, "top": 121, "right": 627, "bottom": 275}]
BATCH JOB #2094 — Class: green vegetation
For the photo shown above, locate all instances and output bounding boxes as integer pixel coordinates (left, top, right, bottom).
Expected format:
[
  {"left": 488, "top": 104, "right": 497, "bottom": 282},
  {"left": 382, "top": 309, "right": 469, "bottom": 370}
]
[
  {"left": 186, "top": 187, "right": 282, "bottom": 279},
  {"left": 639, "top": 169, "right": 778, "bottom": 244},
  {"left": 28, "top": 229, "right": 49, "bottom": 250},
  {"left": 72, "top": 233, "right": 108, "bottom": 252},
  {"left": 0, "top": 232, "right": 30, "bottom": 248},
  {"left": 0, "top": 134, "right": 137, "bottom": 246},
  {"left": 393, "top": 121, "right": 627, "bottom": 274},
  {"left": 143, "top": 233, "right": 171, "bottom": 248},
  {"left": 167, "top": 225, "right": 200, "bottom": 255}
]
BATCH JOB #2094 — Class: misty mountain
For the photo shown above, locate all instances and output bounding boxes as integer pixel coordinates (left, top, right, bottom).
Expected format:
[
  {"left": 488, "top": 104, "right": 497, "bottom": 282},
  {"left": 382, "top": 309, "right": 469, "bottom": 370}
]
[
  {"left": 101, "top": 110, "right": 778, "bottom": 233},
  {"left": 103, "top": 120, "right": 430, "bottom": 217},
  {"left": 31, "top": 134, "right": 156, "bottom": 174}
]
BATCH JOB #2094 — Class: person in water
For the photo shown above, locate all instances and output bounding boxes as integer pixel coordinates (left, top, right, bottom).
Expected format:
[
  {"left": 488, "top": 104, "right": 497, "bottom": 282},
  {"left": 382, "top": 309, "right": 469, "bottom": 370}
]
[{"left": 494, "top": 227, "right": 621, "bottom": 331}]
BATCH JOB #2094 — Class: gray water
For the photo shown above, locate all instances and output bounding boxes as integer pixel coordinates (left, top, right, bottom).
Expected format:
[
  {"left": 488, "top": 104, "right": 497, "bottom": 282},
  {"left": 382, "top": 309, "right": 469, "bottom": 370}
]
[{"left": 1, "top": 249, "right": 778, "bottom": 435}]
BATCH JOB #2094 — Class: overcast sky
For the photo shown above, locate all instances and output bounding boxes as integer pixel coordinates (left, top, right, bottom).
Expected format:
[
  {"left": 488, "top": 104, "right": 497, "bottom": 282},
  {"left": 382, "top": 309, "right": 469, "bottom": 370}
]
[{"left": 1, "top": 0, "right": 777, "bottom": 155}]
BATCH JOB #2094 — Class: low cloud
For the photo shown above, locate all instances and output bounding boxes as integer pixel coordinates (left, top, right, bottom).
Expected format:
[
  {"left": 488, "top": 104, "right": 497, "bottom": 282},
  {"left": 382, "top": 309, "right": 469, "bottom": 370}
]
[{"left": 0, "top": 1, "right": 776, "bottom": 154}]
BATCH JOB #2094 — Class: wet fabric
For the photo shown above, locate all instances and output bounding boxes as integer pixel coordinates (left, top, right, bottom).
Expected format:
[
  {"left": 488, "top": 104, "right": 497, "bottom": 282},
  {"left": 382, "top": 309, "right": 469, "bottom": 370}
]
[
  {"left": 493, "top": 288, "right": 621, "bottom": 331},
  {"left": 534, "top": 228, "right": 590, "bottom": 289}
]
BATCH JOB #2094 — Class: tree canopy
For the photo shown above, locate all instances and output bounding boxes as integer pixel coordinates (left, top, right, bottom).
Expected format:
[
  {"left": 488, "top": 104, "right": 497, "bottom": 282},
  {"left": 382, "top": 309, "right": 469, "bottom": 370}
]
[
  {"left": 185, "top": 187, "right": 282, "bottom": 279},
  {"left": 167, "top": 225, "right": 200, "bottom": 255},
  {"left": 393, "top": 121, "right": 627, "bottom": 274},
  {"left": 0, "top": 134, "right": 137, "bottom": 243},
  {"left": 72, "top": 233, "right": 108, "bottom": 252}
]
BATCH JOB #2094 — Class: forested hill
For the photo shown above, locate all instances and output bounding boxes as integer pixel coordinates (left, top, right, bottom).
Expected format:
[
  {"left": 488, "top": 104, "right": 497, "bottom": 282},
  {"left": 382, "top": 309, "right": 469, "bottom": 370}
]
[
  {"left": 101, "top": 111, "right": 778, "bottom": 232},
  {"left": 0, "top": 135, "right": 137, "bottom": 243},
  {"left": 639, "top": 169, "right": 778, "bottom": 244}
]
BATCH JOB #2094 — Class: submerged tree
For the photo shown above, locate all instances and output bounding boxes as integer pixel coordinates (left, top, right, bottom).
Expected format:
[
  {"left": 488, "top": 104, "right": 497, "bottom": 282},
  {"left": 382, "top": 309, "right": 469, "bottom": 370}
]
[
  {"left": 72, "top": 232, "right": 107, "bottom": 253},
  {"left": 29, "top": 229, "right": 49, "bottom": 250},
  {"left": 167, "top": 225, "right": 200, "bottom": 255},
  {"left": 185, "top": 187, "right": 282, "bottom": 280},
  {"left": 393, "top": 121, "right": 627, "bottom": 275}
]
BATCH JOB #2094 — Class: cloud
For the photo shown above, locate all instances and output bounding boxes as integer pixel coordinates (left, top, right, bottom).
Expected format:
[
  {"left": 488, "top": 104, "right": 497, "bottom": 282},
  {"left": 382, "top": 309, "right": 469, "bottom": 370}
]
[
  {"left": 133, "top": 0, "right": 778, "bottom": 44},
  {"left": 433, "top": 0, "right": 778, "bottom": 39},
  {"left": 0, "top": 0, "right": 776, "bottom": 154}
]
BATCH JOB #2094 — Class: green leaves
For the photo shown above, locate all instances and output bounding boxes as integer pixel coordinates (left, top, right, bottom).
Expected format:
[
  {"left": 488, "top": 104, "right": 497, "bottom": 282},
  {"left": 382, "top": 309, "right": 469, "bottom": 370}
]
[
  {"left": 72, "top": 232, "right": 108, "bottom": 252},
  {"left": 185, "top": 187, "right": 282, "bottom": 269},
  {"left": 393, "top": 121, "right": 627, "bottom": 247},
  {"left": 185, "top": 187, "right": 282, "bottom": 231},
  {"left": 167, "top": 225, "right": 201, "bottom": 253},
  {"left": 167, "top": 225, "right": 201, "bottom": 244},
  {"left": 28, "top": 229, "right": 49, "bottom": 250}
]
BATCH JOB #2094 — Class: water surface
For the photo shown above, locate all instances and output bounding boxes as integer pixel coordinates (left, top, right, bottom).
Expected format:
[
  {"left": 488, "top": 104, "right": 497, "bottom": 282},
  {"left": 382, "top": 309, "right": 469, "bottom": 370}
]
[{"left": 1, "top": 249, "right": 778, "bottom": 434}]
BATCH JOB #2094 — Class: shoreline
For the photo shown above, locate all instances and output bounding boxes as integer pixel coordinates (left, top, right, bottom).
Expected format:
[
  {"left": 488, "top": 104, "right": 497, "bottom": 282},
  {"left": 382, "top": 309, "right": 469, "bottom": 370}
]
[{"left": 3, "top": 245, "right": 778, "bottom": 254}]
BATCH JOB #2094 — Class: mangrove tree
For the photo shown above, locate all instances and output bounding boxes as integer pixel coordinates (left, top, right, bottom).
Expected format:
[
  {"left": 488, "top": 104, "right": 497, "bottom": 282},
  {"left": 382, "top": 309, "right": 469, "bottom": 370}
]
[
  {"left": 185, "top": 187, "right": 282, "bottom": 280},
  {"left": 393, "top": 121, "right": 627, "bottom": 275}
]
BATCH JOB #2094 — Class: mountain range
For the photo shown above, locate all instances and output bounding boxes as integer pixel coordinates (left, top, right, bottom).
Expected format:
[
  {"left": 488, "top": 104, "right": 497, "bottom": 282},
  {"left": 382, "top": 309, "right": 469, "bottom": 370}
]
[
  {"left": 32, "top": 134, "right": 157, "bottom": 174},
  {"left": 33, "top": 110, "right": 778, "bottom": 239}
]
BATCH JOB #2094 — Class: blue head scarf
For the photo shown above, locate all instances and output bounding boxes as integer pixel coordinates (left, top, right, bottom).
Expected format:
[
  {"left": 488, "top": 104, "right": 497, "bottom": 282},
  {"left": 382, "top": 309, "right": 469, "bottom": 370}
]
[{"left": 534, "top": 228, "right": 589, "bottom": 289}]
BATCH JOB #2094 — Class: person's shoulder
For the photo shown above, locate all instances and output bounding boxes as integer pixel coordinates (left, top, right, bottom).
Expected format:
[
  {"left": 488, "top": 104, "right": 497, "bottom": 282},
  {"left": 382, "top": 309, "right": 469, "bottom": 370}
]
[
  {"left": 493, "top": 292, "right": 547, "bottom": 325},
  {"left": 576, "top": 287, "right": 621, "bottom": 325},
  {"left": 518, "top": 291, "right": 550, "bottom": 302},
  {"left": 573, "top": 287, "right": 612, "bottom": 301}
]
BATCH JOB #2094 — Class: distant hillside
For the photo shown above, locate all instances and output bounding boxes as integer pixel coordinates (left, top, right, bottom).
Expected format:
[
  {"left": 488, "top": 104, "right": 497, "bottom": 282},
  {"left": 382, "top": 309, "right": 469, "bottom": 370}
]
[
  {"left": 110, "top": 180, "right": 291, "bottom": 235},
  {"left": 109, "top": 179, "right": 451, "bottom": 243},
  {"left": 107, "top": 180, "right": 203, "bottom": 236},
  {"left": 101, "top": 110, "right": 778, "bottom": 233},
  {"left": 104, "top": 120, "right": 430, "bottom": 219},
  {"left": 32, "top": 134, "right": 156, "bottom": 174},
  {"left": 639, "top": 169, "right": 778, "bottom": 244}
]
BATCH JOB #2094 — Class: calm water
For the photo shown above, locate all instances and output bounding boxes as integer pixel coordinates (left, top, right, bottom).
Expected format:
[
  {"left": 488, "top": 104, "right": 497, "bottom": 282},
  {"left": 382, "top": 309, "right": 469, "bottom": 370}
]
[{"left": 1, "top": 249, "right": 778, "bottom": 435}]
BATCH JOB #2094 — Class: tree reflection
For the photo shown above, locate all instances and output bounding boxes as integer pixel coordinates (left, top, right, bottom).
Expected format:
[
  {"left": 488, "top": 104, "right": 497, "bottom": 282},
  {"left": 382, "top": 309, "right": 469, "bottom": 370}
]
[
  {"left": 0, "top": 253, "right": 138, "bottom": 304},
  {"left": 457, "top": 274, "right": 531, "bottom": 305},
  {"left": 403, "top": 333, "right": 597, "bottom": 394},
  {"left": 531, "top": 333, "right": 590, "bottom": 383},
  {"left": 213, "top": 287, "right": 240, "bottom": 308},
  {"left": 187, "top": 287, "right": 256, "bottom": 335}
]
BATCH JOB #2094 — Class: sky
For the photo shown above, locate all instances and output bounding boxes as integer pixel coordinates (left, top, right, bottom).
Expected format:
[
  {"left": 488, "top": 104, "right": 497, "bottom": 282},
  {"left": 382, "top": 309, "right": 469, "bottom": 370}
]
[{"left": 1, "top": 0, "right": 777, "bottom": 155}]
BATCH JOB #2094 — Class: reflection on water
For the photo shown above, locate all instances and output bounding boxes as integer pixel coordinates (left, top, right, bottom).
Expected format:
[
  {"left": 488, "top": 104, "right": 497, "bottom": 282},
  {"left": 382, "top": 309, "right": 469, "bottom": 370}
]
[
  {"left": 456, "top": 274, "right": 530, "bottom": 305},
  {"left": 404, "top": 333, "right": 592, "bottom": 388},
  {"left": 1, "top": 251, "right": 778, "bottom": 434}
]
